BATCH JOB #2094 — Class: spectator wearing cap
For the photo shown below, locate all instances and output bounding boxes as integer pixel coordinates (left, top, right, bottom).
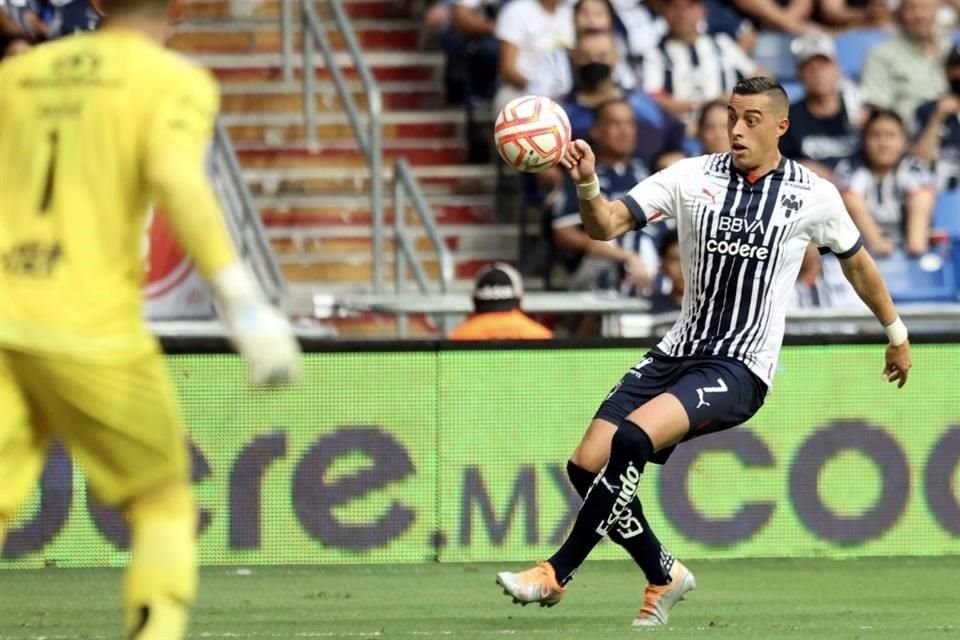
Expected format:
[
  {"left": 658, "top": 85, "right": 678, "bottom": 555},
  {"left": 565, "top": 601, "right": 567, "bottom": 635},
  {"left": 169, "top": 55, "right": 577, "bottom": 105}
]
[
  {"left": 861, "top": 0, "right": 950, "bottom": 130},
  {"left": 912, "top": 44, "right": 960, "bottom": 192},
  {"left": 779, "top": 34, "right": 862, "bottom": 180},
  {"left": 642, "top": 0, "right": 760, "bottom": 132},
  {"left": 449, "top": 263, "right": 553, "bottom": 340}
]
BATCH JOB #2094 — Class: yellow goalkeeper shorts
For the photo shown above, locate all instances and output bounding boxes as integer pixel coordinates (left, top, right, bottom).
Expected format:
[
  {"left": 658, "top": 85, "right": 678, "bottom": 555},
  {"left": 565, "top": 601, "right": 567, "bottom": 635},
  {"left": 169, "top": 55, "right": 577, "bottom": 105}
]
[{"left": 0, "top": 347, "right": 189, "bottom": 515}]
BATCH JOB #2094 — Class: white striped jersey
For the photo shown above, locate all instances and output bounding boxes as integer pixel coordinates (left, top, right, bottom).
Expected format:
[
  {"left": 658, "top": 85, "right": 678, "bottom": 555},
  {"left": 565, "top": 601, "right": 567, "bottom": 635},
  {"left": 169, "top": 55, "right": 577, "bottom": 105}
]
[
  {"left": 642, "top": 33, "right": 757, "bottom": 107},
  {"left": 835, "top": 155, "right": 935, "bottom": 243},
  {"left": 621, "top": 153, "right": 864, "bottom": 386}
]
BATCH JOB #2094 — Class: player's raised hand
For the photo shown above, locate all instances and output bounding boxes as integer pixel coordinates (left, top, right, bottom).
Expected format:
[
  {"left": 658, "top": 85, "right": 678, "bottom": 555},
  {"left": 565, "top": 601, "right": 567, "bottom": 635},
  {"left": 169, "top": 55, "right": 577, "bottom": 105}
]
[
  {"left": 882, "top": 341, "right": 911, "bottom": 388},
  {"left": 559, "top": 139, "right": 596, "bottom": 185}
]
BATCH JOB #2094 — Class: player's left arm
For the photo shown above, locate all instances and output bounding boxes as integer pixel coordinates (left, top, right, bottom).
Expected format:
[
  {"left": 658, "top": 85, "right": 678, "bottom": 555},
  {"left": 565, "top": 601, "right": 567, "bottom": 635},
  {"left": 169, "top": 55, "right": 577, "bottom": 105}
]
[
  {"left": 815, "top": 181, "right": 912, "bottom": 387},
  {"left": 838, "top": 248, "right": 911, "bottom": 387}
]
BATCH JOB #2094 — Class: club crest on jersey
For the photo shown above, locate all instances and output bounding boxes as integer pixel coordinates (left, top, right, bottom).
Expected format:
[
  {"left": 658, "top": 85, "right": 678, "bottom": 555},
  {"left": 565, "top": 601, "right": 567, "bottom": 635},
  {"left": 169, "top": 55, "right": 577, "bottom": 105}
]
[{"left": 781, "top": 193, "right": 803, "bottom": 218}]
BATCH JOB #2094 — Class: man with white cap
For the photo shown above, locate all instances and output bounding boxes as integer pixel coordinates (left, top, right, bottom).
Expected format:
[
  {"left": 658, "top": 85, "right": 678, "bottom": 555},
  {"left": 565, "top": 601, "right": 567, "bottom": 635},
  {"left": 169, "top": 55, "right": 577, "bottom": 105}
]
[
  {"left": 449, "top": 263, "right": 553, "bottom": 340},
  {"left": 779, "top": 33, "right": 863, "bottom": 181}
]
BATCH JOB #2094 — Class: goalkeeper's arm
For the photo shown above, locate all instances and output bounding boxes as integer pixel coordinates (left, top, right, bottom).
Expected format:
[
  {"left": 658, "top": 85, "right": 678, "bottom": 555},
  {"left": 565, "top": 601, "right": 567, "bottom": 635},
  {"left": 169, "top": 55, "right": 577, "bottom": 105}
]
[{"left": 145, "top": 72, "right": 301, "bottom": 385}]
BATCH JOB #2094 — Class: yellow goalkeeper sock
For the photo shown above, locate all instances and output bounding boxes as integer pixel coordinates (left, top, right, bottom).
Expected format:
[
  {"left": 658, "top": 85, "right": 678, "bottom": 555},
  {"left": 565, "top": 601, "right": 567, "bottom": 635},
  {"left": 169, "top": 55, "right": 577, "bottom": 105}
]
[{"left": 122, "top": 483, "right": 197, "bottom": 640}]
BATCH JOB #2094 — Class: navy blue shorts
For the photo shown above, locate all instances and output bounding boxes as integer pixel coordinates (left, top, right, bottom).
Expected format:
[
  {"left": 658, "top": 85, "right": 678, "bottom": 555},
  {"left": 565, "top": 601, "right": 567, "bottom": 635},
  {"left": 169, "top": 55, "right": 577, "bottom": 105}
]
[{"left": 595, "top": 350, "right": 768, "bottom": 464}]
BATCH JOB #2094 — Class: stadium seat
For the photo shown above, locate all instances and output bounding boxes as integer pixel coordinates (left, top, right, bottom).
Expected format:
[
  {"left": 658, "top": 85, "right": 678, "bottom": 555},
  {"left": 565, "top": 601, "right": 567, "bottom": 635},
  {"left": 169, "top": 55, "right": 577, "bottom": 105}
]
[
  {"left": 834, "top": 29, "right": 895, "bottom": 81},
  {"left": 932, "top": 190, "right": 960, "bottom": 239},
  {"left": 874, "top": 245, "right": 956, "bottom": 303}
]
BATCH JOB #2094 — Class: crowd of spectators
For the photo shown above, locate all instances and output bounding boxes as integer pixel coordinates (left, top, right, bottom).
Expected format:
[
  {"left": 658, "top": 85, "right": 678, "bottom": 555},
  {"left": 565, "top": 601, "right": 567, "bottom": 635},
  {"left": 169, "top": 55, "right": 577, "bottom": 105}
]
[
  {"left": 425, "top": 0, "right": 960, "bottom": 323},
  {"left": 0, "top": 0, "right": 99, "bottom": 60}
]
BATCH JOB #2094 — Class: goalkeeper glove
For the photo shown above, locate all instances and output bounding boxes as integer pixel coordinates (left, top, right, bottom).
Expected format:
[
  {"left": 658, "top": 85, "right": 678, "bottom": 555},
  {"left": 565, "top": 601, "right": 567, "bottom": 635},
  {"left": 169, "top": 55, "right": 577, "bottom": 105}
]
[{"left": 210, "top": 263, "right": 303, "bottom": 385}]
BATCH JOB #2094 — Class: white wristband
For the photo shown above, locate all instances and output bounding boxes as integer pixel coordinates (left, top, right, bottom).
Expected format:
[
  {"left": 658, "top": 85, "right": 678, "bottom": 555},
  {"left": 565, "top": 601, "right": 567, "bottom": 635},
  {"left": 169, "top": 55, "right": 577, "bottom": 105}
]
[
  {"left": 884, "top": 316, "right": 908, "bottom": 346},
  {"left": 576, "top": 175, "right": 600, "bottom": 200}
]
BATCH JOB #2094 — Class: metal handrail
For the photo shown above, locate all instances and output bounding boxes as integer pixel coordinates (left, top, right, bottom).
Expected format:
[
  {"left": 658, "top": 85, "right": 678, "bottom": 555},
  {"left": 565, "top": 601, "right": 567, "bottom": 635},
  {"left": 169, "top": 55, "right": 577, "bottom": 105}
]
[
  {"left": 212, "top": 120, "right": 288, "bottom": 309},
  {"left": 297, "top": 0, "right": 385, "bottom": 292},
  {"left": 280, "top": 0, "right": 294, "bottom": 83},
  {"left": 394, "top": 158, "right": 455, "bottom": 337}
]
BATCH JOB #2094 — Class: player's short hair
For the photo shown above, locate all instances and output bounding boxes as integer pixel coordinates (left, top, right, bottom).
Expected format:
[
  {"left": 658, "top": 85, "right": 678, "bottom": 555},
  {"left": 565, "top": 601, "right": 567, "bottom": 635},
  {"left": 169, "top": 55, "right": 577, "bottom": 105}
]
[{"left": 732, "top": 77, "right": 789, "bottom": 117}]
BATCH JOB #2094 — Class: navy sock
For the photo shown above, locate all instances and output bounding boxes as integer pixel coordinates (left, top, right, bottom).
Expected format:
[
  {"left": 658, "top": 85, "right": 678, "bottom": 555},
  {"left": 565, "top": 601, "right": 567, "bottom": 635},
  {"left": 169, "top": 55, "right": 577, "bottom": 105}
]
[
  {"left": 566, "top": 460, "right": 672, "bottom": 586},
  {"left": 549, "top": 421, "right": 654, "bottom": 584}
]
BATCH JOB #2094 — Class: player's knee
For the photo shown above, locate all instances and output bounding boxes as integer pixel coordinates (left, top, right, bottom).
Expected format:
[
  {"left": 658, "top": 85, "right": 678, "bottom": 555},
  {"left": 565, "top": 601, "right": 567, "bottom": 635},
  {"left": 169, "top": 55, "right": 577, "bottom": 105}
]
[
  {"left": 612, "top": 420, "right": 654, "bottom": 462},
  {"left": 565, "top": 460, "right": 596, "bottom": 497}
]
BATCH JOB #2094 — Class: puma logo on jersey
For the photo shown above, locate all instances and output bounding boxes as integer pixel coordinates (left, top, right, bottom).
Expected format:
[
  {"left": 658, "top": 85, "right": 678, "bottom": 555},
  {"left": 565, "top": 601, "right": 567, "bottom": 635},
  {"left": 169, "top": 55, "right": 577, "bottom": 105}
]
[{"left": 701, "top": 187, "right": 718, "bottom": 204}]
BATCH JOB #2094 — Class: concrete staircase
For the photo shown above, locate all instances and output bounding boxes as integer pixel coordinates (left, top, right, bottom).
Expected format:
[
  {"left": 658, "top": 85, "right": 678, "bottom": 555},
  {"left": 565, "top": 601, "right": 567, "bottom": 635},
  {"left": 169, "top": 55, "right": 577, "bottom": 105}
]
[{"left": 173, "top": 0, "right": 518, "bottom": 334}]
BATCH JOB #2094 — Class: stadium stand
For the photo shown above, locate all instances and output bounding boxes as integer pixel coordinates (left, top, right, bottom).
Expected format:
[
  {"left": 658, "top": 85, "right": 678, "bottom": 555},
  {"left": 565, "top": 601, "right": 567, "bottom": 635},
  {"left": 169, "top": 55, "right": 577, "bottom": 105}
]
[{"left": 3, "top": 0, "right": 958, "bottom": 335}]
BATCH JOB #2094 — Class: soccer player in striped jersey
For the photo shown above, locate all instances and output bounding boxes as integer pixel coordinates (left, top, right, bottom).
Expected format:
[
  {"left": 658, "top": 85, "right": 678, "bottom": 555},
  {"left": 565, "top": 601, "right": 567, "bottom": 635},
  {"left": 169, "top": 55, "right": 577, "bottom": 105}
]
[{"left": 496, "top": 77, "right": 912, "bottom": 627}]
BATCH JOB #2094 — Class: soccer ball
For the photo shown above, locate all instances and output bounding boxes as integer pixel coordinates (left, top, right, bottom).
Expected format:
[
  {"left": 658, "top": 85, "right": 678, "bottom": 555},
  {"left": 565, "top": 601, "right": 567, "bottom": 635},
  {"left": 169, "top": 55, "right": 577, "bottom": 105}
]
[{"left": 494, "top": 95, "right": 572, "bottom": 173}]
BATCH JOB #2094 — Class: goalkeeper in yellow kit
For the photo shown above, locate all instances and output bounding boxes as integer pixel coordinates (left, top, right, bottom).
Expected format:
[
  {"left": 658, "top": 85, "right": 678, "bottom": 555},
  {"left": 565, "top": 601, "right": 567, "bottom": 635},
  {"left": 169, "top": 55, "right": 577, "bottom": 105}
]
[{"left": 0, "top": 0, "right": 302, "bottom": 637}]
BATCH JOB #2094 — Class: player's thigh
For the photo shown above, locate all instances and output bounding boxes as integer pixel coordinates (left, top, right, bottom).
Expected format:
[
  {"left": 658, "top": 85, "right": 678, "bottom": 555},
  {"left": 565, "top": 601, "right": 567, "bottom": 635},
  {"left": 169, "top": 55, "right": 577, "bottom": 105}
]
[
  {"left": 666, "top": 360, "right": 766, "bottom": 441},
  {"left": 580, "top": 354, "right": 675, "bottom": 468},
  {"left": 624, "top": 392, "right": 692, "bottom": 452},
  {"left": 0, "top": 350, "right": 51, "bottom": 519},
  {"left": 16, "top": 352, "right": 189, "bottom": 507}
]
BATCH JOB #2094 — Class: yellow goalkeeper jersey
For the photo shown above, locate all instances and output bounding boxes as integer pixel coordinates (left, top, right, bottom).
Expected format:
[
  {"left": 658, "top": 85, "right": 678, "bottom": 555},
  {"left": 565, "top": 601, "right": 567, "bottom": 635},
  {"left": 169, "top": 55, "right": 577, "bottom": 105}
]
[{"left": 0, "top": 28, "right": 237, "bottom": 361}]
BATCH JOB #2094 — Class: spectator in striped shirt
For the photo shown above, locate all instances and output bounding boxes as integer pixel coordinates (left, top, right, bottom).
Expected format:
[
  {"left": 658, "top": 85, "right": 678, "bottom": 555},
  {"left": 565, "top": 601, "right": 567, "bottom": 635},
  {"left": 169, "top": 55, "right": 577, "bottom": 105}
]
[
  {"left": 836, "top": 109, "right": 937, "bottom": 257},
  {"left": 642, "top": 0, "right": 761, "bottom": 133}
]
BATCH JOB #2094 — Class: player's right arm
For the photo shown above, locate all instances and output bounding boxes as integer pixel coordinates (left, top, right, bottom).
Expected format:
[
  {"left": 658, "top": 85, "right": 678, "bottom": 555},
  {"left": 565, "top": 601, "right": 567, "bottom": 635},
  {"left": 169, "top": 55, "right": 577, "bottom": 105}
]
[
  {"left": 144, "top": 65, "right": 301, "bottom": 385},
  {"left": 560, "top": 139, "right": 679, "bottom": 241},
  {"left": 559, "top": 140, "right": 635, "bottom": 240}
]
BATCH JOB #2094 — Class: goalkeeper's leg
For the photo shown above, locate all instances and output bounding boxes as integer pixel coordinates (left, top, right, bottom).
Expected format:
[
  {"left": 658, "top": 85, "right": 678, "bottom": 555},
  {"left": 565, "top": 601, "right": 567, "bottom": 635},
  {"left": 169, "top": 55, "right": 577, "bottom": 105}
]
[
  {"left": 122, "top": 482, "right": 197, "bottom": 640},
  {"left": 0, "top": 349, "right": 49, "bottom": 556}
]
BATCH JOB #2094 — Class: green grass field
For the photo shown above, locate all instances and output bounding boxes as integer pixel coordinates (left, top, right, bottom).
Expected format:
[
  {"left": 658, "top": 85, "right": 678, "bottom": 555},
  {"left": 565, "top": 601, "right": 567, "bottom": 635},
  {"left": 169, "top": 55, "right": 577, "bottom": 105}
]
[{"left": 1, "top": 558, "right": 958, "bottom": 639}]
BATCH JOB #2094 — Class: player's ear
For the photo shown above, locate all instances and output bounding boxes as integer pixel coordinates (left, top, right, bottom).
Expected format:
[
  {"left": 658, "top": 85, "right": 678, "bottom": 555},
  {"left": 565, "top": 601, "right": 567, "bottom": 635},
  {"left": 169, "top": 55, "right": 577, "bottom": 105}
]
[{"left": 776, "top": 116, "right": 789, "bottom": 139}]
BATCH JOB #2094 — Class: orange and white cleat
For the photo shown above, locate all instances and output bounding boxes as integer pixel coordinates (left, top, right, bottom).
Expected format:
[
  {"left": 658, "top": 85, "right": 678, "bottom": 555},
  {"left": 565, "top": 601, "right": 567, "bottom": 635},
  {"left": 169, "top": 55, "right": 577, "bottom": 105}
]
[
  {"left": 631, "top": 560, "right": 696, "bottom": 628},
  {"left": 496, "top": 561, "right": 566, "bottom": 608}
]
